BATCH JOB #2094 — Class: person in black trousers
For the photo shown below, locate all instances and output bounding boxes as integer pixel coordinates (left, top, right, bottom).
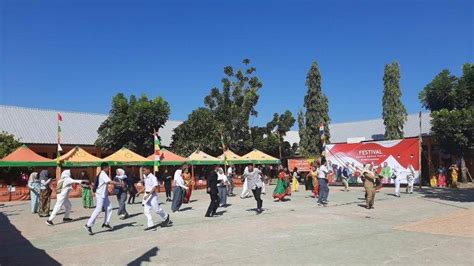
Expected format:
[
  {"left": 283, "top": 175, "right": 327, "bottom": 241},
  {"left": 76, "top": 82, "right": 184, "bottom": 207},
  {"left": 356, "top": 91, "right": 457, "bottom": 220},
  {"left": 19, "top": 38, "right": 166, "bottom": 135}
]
[
  {"left": 205, "top": 165, "right": 221, "bottom": 217},
  {"left": 162, "top": 168, "right": 172, "bottom": 202}
]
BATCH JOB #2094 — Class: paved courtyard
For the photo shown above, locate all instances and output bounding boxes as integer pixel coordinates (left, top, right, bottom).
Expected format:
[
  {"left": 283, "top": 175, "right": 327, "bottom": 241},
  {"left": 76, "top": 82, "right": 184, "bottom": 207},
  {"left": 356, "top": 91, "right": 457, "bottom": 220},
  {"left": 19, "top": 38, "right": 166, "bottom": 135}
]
[{"left": 1, "top": 185, "right": 473, "bottom": 265}]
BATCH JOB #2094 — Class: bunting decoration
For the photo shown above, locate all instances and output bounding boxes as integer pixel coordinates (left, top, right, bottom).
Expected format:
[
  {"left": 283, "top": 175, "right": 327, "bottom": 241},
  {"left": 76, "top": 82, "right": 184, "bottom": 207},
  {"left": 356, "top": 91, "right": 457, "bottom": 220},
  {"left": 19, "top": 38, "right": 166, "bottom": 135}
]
[
  {"left": 56, "top": 113, "right": 63, "bottom": 165},
  {"left": 153, "top": 129, "right": 161, "bottom": 172}
]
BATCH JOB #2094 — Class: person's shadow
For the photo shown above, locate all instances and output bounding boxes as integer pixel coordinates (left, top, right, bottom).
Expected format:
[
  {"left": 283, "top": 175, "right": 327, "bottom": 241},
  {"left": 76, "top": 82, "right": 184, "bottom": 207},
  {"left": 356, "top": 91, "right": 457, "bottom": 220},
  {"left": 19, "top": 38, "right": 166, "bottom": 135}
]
[{"left": 127, "top": 247, "right": 159, "bottom": 266}]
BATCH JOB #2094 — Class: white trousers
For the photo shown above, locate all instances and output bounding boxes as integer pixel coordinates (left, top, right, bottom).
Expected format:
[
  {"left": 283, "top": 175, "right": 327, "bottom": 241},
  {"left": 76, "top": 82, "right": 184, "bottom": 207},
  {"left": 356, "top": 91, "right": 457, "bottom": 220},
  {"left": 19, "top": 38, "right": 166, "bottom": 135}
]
[
  {"left": 144, "top": 193, "right": 168, "bottom": 228},
  {"left": 394, "top": 178, "right": 401, "bottom": 196},
  {"left": 261, "top": 182, "right": 266, "bottom": 194},
  {"left": 48, "top": 194, "right": 71, "bottom": 221},
  {"left": 407, "top": 180, "right": 414, "bottom": 193},
  {"left": 241, "top": 178, "right": 251, "bottom": 198},
  {"left": 87, "top": 196, "right": 112, "bottom": 227}
]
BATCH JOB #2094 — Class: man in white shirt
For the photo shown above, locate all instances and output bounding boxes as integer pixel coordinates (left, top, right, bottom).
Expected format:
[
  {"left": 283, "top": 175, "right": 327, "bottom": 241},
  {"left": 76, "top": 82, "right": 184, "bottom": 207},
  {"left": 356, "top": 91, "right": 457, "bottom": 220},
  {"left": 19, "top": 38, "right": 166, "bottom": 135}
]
[
  {"left": 141, "top": 166, "right": 172, "bottom": 231},
  {"left": 242, "top": 164, "right": 264, "bottom": 214},
  {"left": 317, "top": 159, "right": 331, "bottom": 206},
  {"left": 46, "top": 170, "right": 86, "bottom": 226},
  {"left": 171, "top": 166, "right": 188, "bottom": 212},
  {"left": 84, "top": 163, "right": 123, "bottom": 235},
  {"left": 240, "top": 166, "right": 251, "bottom": 198}
]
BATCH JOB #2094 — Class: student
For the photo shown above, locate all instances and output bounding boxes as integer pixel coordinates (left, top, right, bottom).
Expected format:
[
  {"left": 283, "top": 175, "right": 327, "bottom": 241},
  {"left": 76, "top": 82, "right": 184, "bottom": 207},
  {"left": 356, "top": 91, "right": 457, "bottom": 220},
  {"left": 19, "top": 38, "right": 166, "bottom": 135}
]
[
  {"left": 161, "top": 168, "right": 172, "bottom": 202},
  {"left": 205, "top": 165, "right": 220, "bottom": 217},
  {"left": 27, "top": 172, "right": 41, "bottom": 214},
  {"left": 37, "top": 170, "right": 52, "bottom": 217},
  {"left": 46, "top": 170, "right": 87, "bottom": 226},
  {"left": 240, "top": 166, "right": 251, "bottom": 199},
  {"left": 171, "top": 165, "right": 188, "bottom": 212},
  {"left": 291, "top": 167, "right": 299, "bottom": 192},
  {"left": 341, "top": 163, "right": 351, "bottom": 192},
  {"left": 80, "top": 171, "right": 94, "bottom": 208},
  {"left": 114, "top": 168, "right": 129, "bottom": 219},
  {"left": 406, "top": 165, "right": 415, "bottom": 194},
  {"left": 393, "top": 168, "right": 401, "bottom": 197},
  {"left": 84, "top": 163, "right": 123, "bottom": 235},
  {"left": 317, "top": 159, "right": 331, "bottom": 206},
  {"left": 141, "top": 167, "right": 172, "bottom": 231},
  {"left": 242, "top": 164, "right": 264, "bottom": 214},
  {"left": 227, "top": 165, "right": 235, "bottom": 196},
  {"left": 273, "top": 168, "right": 291, "bottom": 201},
  {"left": 217, "top": 167, "right": 229, "bottom": 207}
]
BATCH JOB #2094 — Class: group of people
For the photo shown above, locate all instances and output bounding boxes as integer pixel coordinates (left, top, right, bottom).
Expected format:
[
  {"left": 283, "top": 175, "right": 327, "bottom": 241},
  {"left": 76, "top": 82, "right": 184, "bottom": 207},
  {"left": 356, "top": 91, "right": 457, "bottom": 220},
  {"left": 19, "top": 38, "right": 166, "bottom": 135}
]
[{"left": 431, "top": 164, "right": 459, "bottom": 188}]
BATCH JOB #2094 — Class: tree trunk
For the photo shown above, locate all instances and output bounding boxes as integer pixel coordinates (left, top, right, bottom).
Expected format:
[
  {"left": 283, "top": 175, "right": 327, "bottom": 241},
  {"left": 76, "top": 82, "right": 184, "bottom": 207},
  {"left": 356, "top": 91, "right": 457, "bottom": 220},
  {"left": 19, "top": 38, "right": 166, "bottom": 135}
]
[{"left": 460, "top": 156, "right": 467, "bottom": 183}]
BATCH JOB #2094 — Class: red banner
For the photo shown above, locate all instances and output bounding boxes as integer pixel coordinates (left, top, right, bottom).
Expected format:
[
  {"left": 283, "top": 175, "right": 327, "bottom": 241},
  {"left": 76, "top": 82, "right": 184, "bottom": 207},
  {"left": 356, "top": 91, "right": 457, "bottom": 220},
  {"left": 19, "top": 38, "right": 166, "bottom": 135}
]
[
  {"left": 288, "top": 158, "right": 315, "bottom": 172},
  {"left": 325, "top": 138, "right": 420, "bottom": 184}
]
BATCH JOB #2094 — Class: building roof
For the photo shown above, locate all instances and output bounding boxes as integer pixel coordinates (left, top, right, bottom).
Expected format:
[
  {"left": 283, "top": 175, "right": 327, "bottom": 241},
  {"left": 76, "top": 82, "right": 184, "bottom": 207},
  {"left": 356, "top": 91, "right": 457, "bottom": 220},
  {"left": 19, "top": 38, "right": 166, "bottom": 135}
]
[
  {"left": 0, "top": 105, "right": 430, "bottom": 147},
  {"left": 0, "top": 105, "right": 181, "bottom": 146},
  {"left": 284, "top": 112, "right": 431, "bottom": 144},
  {"left": 0, "top": 145, "right": 56, "bottom": 166}
]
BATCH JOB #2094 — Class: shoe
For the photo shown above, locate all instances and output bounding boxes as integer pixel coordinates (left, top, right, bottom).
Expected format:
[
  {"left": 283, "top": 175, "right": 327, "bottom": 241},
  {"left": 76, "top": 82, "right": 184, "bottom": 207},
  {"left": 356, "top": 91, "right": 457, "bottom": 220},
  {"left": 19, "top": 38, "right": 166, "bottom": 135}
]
[
  {"left": 163, "top": 214, "right": 172, "bottom": 226},
  {"left": 144, "top": 226, "right": 157, "bottom": 231},
  {"left": 63, "top": 218, "right": 73, "bottom": 222},
  {"left": 371, "top": 206, "right": 375, "bottom": 209},
  {"left": 102, "top": 224, "right": 113, "bottom": 230},
  {"left": 45, "top": 220, "right": 54, "bottom": 226},
  {"left": 84, "top": 225, "right": 93, "bottom": 235},
  {"left": 256, "top": 208, "right": 263, "bottom": 214},
  {"left": 205, "top": 214, "right": 213, "bottom": 218}
]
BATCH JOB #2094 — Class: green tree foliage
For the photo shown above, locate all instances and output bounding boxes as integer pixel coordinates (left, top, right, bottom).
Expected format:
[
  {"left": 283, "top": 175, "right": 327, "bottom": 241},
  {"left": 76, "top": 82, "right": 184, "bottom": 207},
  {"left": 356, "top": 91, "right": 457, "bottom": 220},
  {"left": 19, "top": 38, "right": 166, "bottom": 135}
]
[
  {"left": 382, "top": 61, "right": 407, "bottom": 140},
  {"left": 95, "top": 93, "right": 170, "bottom": 156},
  {"left": 300, "top": 62, "right": 330, "bottom": 156},
  {"left": 250, "top": 125, "right": 294, "bottom": 159},
  {"left": 0, "top": 131, "right": 21, "bottom": 159},
  {"left": 170, "top": 108, "right": 221, "bottom": 156},
  {"left": 204, "top": 59, "right": 263, "bottom": 154},
  {"left": 266, "top": 110, "right": 296, "bottom": 158},
  {"left": 297, "top": 110, "right": 308, "bottom": 155},
  {"left": 419, "top": 63, "right": 474, "bottom": 181}
]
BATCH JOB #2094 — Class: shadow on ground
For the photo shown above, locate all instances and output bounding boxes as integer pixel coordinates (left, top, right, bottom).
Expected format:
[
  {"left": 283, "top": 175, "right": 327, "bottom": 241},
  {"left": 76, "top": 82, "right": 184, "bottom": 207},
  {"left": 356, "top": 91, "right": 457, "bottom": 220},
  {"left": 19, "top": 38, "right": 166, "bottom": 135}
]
[
  {"left": 419, "top": 187, "right": 474, "bottom": 203},
  {"left": 127, "top": 247, "right": 159, "bottom": 266},
  {"left": 0, "top": 212, "right": 60, "bottom": 265}
]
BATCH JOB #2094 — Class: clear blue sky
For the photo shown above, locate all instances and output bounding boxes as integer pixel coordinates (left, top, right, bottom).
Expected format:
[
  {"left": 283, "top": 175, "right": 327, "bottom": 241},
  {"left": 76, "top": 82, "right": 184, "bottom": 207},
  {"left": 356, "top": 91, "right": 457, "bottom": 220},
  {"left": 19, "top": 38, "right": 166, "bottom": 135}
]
[{"left": 1, "top": 0, "right": 472, "bottom": 128}]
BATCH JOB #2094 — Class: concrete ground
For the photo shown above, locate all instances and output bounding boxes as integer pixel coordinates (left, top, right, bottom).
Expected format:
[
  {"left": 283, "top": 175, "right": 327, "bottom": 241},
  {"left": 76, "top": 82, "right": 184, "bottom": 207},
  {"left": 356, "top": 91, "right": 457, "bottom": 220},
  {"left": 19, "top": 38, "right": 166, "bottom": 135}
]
[{"left": 1, "top": 185, "right": 473, "bottom": 265}]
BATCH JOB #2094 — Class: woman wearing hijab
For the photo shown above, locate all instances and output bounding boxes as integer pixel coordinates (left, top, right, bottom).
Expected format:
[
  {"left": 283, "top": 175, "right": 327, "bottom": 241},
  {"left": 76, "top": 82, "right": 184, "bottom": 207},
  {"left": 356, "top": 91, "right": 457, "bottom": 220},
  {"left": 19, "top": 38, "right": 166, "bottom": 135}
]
[
  {"left": 46, "top": 170, "right": 87, "bottom": 226},
  {"left": 80, "top": 171, "right": 94, "bottom": 208},
  {"left": 114, "top": 168, "right": 129, "bottom": 219},
  {"left": 291, "top": 167, "right": 300, "bottom": 192},
  {"left": 217, "top": 167, "right": 229, "bottom": 207},
  {"left": 171, "top": 166, "right": 188, "bottom": 212},
  {"left": 27, "top": 172, "right": 41, "bottom": 213},
  {"left": 38, "top": 170, "right": 52, "bottom": 217},
  {"left": 182, "top": 168, "right": 194, "bottom": 204}
]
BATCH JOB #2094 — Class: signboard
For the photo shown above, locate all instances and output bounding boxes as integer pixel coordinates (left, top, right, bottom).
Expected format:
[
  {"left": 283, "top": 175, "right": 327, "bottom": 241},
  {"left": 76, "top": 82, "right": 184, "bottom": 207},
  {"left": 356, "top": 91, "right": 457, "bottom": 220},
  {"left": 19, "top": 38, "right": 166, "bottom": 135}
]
[
  {"left": 325, "top": 138, "right": 420, "bottom": 184},
  {"left": 288, "top": 158, "right": 315, "bottom": 172}
]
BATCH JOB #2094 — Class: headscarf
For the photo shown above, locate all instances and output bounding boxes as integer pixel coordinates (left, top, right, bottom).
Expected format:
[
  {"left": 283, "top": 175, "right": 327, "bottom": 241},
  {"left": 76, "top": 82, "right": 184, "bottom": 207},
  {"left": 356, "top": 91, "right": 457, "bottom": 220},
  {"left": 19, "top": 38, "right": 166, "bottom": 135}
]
[
  {"left": 29, "top": 172, "right": 39, "bottom": 180},
  {"left": 61, "top": 170, "right": 71, "bottom": 179},
  {"left": 56, "top": 170, "right": 71, "bottom": 194},
  {"left": 116, "top": 168, "right": 127, "bottom": 180},
  {"left": 39, "top": 170, "right": 49, "bottom": 181}
]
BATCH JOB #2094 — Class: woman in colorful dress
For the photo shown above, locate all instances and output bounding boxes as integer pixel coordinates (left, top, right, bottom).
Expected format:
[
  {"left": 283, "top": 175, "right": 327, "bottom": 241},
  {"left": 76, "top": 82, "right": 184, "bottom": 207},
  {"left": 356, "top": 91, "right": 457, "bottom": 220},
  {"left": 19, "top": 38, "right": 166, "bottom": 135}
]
[
  {"left": 310, "top": 164, "right": 320, "bottom": 198},
  {"left": 273, "top": 168, "right": 291, "bottom": 201},
  {"left": 291, "top": 167, "right": 299, "bottom": 192},
  {"left": 80, "top": 171, "right": 94, "bottom": 208},
  {"left": 27, "top": 172, "right": 41, "bottom": 213},
  {"left": 449, "top": 164, "right": 459, "bottom": 188},
  {"left": 437, "top": 166, "right": 447, "bottom": 187},
  {"left": 182, "top": 167, "right": 194, "bottom": 203},
  {"left": 430, "top": 175, "right": 438, "bottom": 187}
]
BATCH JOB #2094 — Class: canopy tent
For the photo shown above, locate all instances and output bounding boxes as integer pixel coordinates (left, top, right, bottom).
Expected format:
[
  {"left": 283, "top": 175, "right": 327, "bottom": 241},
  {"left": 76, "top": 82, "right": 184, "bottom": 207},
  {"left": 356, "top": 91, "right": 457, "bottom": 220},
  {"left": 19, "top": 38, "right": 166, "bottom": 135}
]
[
  {"left": 57, "top": 146, "right": 103, "bottom": 167},
  {"left": 104, "top": 147, "right": 151, "bottom": 166},
  {"left": 147, "top": 149, "right": 186, "bottom": 166},
  {"left": 242, "top": 149, "right": 280, "bottom": 164},
  {"left": 217, "top": 150, "right": 250, "bottom": 165},
  {"left": 186, "top": 150, "right": 221, "bottom": 165},
  {"left": 0, "top": 145, "right": 56, "bottom": 167}
]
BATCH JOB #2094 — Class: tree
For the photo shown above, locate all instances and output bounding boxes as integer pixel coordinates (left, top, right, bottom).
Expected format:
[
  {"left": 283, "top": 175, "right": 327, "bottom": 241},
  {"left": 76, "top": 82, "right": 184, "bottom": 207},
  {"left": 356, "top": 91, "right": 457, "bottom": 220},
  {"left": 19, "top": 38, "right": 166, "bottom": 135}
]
[
  {"left": 382, "top": 61, "right": 407, "bottom": 140},
  {"left": 297, "top": 110, "right": 308, "bottom": 155},
  {"left": 170, "top": 108, "right": 221, "bottom": 156},
  {"left": 419, "top": 63, "right": 474, "bottom": 182},
  {"left": 250, "top": 125, "right": 294, "bottom": 159},
  {"left": 95, "top": 93, "right": 170, "bottom": 156},
  {"left": 266, "top": 110, "right": 296, "bottom": 159},
  {"left": 300, "top": 62, "right": 330, "bottom": 156},
  {"left": 0, "top": 131, "right": 21, "bottom": 159},
  {"left": 203, "top": 59, "right": 263, "bottom": 154}
]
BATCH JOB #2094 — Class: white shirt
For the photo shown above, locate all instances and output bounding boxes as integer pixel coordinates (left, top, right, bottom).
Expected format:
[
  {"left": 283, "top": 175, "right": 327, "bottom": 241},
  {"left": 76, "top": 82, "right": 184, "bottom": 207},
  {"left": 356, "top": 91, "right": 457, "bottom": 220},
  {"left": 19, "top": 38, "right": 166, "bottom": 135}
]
[
  {"left": 217, "top": 173, "right": 229, "bottom": 186},
  {"left": 227, "top": 167, "right": 233, "bottom": 176},
  {"left": 59, "top": 177, "right": 82, "bottom": 197},
  {"left": 144, "top": 173, "right": 159, "bottom": 192},
  {"left": 173, "top": 169, "right": 188, "bottom": 189},
  {"left": 95, "top": 171, "right": 111, "bottom": 198},
  {"left": 244, "top": 169, "right": 263, "bottom": 190},
  {"left": 318, "top": 165, "right": 329, "bottom": 179}
]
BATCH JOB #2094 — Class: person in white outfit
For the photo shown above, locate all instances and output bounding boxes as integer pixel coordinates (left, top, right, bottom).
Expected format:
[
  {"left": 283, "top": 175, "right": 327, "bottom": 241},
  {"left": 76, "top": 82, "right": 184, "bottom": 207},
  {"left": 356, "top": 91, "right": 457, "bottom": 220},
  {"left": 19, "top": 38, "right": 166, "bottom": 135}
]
[
  {"left": 141, "top": 166, "right": 172, "bottom": 231},
  {"left": 406, "top": 165, "right": 416, "bottom": 194},
  {"left": 240, "top": 166, "right": 251, "bottom": 198},
  {"left": 46, "top": 170, "right": 87, "bottom": 226},
  {"left": 84, "top": 163, "right": 123, "bottom": 235},
  {"left": 393, "top": 168, "right": 401, "bottom": 197}
]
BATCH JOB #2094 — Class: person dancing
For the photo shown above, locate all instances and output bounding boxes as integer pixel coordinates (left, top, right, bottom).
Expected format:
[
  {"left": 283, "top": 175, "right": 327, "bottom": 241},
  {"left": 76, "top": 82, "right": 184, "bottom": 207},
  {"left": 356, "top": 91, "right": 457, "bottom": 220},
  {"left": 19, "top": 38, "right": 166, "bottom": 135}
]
[
  {"left": 205, "top": 165, "right": 221, "bottom": 217},
  {"left": 273, "top": 168, "right": 291, "bottom": 201},
  {"left": 171, "top": 165, "right": 188, "bottom": 212},
  {"left": 242, "top": 164, "right": 264, "bottom": 214},
  {"left": 141, "top": 167, "right": 172, "bottom": 231}
]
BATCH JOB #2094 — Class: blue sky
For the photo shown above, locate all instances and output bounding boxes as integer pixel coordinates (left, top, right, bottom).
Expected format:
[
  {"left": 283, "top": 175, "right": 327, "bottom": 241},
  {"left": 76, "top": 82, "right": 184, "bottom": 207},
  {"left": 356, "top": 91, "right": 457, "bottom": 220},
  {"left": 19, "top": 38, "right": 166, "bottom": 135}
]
[{"left": 1, "top": 0, "right": 472, "bottom": 128}]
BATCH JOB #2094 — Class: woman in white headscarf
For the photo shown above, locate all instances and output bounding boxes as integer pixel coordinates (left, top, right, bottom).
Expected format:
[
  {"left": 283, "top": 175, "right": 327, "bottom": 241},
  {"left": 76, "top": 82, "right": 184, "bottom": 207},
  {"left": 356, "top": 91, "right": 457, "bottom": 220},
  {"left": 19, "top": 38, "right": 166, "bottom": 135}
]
[
  {"left": 114, "top": 168, "right": 129, "bottom": 219},
  {"left": 46, "top": 170, "right": 86, "bottom": 226},
  {"left": 27, "top": 172, "right": 41, "bottom": 213}
]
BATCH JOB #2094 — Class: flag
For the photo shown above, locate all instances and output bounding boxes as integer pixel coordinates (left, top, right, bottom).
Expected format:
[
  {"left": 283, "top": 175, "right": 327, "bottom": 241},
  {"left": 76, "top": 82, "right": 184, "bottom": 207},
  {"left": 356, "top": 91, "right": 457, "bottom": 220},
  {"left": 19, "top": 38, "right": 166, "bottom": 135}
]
[
  {"left": 56, "top": 113, "right": 63, "bottom": 165},
  {"left": 153, "top": 130, "right": 161, "bottom": 172},
  {"left": 319, "top": 122, "right": 326, "bottom": 156}
]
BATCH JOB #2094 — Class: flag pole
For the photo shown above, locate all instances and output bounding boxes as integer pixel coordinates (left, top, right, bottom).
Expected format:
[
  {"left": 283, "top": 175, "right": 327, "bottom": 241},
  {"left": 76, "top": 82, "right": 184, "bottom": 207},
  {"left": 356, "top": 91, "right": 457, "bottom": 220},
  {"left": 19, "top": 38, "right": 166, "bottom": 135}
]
[{"left": 418, "top": 111, "right": 422, "bottom": 190}]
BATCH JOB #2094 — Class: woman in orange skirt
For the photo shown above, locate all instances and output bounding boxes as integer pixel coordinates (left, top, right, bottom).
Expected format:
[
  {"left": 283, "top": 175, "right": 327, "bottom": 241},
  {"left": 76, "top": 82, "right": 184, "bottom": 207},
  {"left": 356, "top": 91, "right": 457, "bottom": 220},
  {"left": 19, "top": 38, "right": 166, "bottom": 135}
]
[{"left": 182, "top": 167, "right": 194, "bottom": 203}]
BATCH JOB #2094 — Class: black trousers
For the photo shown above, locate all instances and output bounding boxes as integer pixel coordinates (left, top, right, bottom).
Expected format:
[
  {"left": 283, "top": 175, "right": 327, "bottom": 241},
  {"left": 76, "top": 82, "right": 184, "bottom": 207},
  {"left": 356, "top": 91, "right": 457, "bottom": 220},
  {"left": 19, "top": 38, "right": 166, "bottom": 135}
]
[
  {"left": 164, "top": 179, "right": 172, "bottom": 198},
  {"left": 205, "top": 193, "right": 220, "bottom": 216},
  {"left": 252, "top": 187, "right": 263, "bottom": 209}
]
